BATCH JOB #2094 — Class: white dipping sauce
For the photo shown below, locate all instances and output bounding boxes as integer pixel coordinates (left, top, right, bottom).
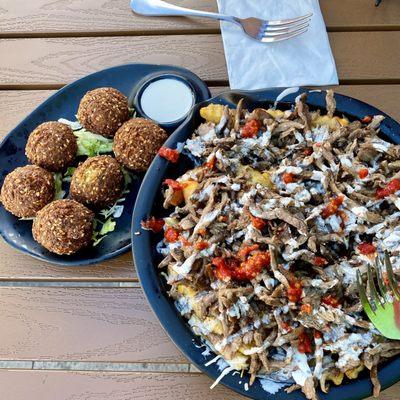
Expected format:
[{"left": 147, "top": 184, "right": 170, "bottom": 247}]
[{"left": 140, "top": 78, "right": 194, "bottom": 124}]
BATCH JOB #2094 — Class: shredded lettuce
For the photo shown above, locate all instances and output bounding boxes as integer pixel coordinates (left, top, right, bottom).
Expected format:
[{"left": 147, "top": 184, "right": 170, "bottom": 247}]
[
  {"left": 53, "top": 172, "right": 66, "bottom": 200},
  {"left": 129, "top": 107, "right": 137, "bottom": 118},
  {"left": 62, "top": 167, "right": 76, "bottom": 182},
  {"left": 100, "top": 218, "right": 116, "bottom": 235},
  {"left": 58, "top": 118, "right": 82, "bottom": 131},
  {"left": 90, "top": 164, "right": 135, "bottom": 246},
  {"left": 73, "top": 129, "right": 114, "bottom": 157},
  {"left": 122, "top": 167, "right": 133, "bottom": 187},
  {"left": 92, "top": 217, "right": 117, "bottom": 246}
]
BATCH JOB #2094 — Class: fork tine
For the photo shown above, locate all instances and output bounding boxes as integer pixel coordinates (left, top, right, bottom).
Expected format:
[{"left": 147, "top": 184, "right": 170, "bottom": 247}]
[
  {"left": 376, "top": 256, "right": 388, "bottom": 298},
  {"left": 263, "top": 21, "right": 309, "bottom": 34},
  {"left": 262, "top": 19, "right": 311, "bottom": 32},
  {"left": 267, "top": 13, "right": 313, "bottom": 27},
  {"left": 384, "top": 252, "right": 400, "bottom": 301},
  {"left": 261, "top": 26, "right": 308, "bottom": 42},
  {"left": 367, "top": 264, "right": 384, "bottom": 308},
  {"left": 357, "top": 270, "right": 376, "bottom": 316}
]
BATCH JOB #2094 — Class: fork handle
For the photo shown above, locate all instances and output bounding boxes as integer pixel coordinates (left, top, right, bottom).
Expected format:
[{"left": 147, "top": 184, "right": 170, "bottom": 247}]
[{"left": 130, "top": 0, "right": 238, "bottom": 24}]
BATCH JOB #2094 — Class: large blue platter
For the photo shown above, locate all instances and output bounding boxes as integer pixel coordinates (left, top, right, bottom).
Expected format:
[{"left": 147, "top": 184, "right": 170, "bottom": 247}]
[
  {"left": 0, "top": 63, "right": 210, "bottom": 266},
  {"left": 132, "top": 89, "right": 400, "bottom": 400}
]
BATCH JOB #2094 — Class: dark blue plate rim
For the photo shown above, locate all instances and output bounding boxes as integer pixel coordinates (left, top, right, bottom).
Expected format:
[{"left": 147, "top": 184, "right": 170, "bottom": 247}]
[
  {"left": 0, "top": 63, "right": 210, "bottom": 266},
  {"left": 131, "top": 88, "right": 400, "bottom": 400}
]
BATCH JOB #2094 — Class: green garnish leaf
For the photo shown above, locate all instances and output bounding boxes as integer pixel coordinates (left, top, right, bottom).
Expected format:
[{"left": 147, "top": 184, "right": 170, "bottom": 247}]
[
  {"left": 129, "top": 107, "right": 137, "bottom": 118},
  {"left": 122, "top": 167, "right": 133, "bottom": 189},
  {"left": 74, "top": 129, "right": 114, "bottom": 157},
  {"left": 100, "top": 217, "right": 116, "bottom": 235},
  {"left": 53, "top": 172, "right": 65, "bottom": 200},
  {"left": 92, "top": 234, "right": 105, "bottom": 247},
  {"left": 92, "top": 217, "right": 117, "bottom": 246},
  {"left": 64, "top": 167, "right": 76, "bottom": 177},
  {"left": 63, "top": 166, "right": 76, "bottom": 182}
]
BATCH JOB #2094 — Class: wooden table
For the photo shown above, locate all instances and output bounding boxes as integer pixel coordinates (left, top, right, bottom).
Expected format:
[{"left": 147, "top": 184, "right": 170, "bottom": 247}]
[{"left": 0, "top": 1, "right": 399, "bottom": 399}]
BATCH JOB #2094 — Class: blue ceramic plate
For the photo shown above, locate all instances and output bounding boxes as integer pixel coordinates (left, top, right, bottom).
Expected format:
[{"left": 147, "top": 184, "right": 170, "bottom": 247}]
[
  {"left": 132, "top": 89, "right": 400, "bottom": 400},
  {"left": 0, "top": 63, "right": 210, "bottom": 266}
]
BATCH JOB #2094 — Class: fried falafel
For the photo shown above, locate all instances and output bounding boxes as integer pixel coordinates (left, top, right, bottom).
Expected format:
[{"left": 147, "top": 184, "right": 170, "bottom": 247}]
[
  {"left": 25, "top": 121, "right": 77, "bottom": 171},
  {"left": 70, "top": 155, "right": 123, "bottom": 209},
  {"left": 77, "top": 87, "right": 129, "bottom": 138},
  {"left": 113, "top": 118, "right": 168, "bottom": 171},
  {"left": 0, "top": 165, "right": 55, "bottom": 218},
  {"left": 32, "top": 199, "right": 94, "bottom": 255}
]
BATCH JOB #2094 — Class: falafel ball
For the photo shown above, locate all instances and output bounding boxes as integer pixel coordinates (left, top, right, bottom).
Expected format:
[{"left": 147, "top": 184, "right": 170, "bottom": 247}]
[
  {"left": 70, "top": 155, "right": 123, "bottom": 209},
  {"left": 0, "top": 165, "right": 55, "bottom": 218},
  {"left": 32, "top": 199, "right": 94, "bottom": 255},
  {"left": 113, "top": 118, "right": 168, "bottom": 171},
  {"left": 77, "top": 87, "right": 130, "bottom": 137},
  {"left": 25, "top": 121, "right": 77, "bottom": 171}
]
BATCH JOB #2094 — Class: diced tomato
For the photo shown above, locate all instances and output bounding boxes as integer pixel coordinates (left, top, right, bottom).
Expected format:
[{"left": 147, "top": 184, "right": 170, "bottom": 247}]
[
  {"left": 198, "top": 228, "right": 206, "bottom": 236},
  {"left": 314, "top": 256, "right": 328, "bottom": 267},
  {"left": 234, "top": 252, "right": 270, "bottom": 281},
  {"left": 358, "top": 242, "right": 376, "bottom": 255},
  {"left": 180, "top": 236, "right": 191, "bottom": 247},
  {"left": 164, "top": 227, "right": 180, "bottom": 243},
  {"left": 282, "top": 172, "right": 295, "bottom": 184},
  {"left": 241, "top": 119, "right": 261, "bottom": 138},
  {"left": 376, "top": 179, "right": 400, "bottom": 199},
  {"left": 158, "top": 146, "right": 179, "bottom": 163},
  {"left": 195, "top": 240, "right": 209, "bottom": 250},
  {"left": 298, "top": 331, "right": 312, "bottom": 354},
  {"left": 337, "top": 210, "right": 347, "bottom": 230},
  {"left": 251, "top": 215, "right": 267, "bottom": 230},
  {"left": 141, "top": 217, "right": 164, "bottom": 233},
  {"left": 237, "top": 244, "right": 260, "bottom": 261},
  {"left": 281, "top": 321, "right": 292, "bottom": 333},
  {"left": 212, "top": 251, "right": 270, "bottom": 282},
  {"left": 163, "top": 179, "right": 183, "bottom": 191},
  {"left": 303, "top": 148, "right": 313, "bottom": 156},
  {"left": 212, "top": 257, "right": 240, "bottom": 282},
  {"left": 361, "top": 115, "right": 372, "bottom": 124},
  {"left": 358, "top": 168, "right": 369, "bottom": 179},
  {"left": 287, "top": 279, "right": 302, "bottom": 303},
  {"left": 321, "top": 195, "right": 344, "bottom": 219},
  {"left": 204, "top": 155, "right": 216, "bottom": 170},
  {"left": 301, "top": 303, "right": 312, "bottom": 314},
  {"left": 314, "top": 330, "right": 323, "bottom": 339},
  {"left": 322, "top": 295, "right": 340, "bottom": 308}
]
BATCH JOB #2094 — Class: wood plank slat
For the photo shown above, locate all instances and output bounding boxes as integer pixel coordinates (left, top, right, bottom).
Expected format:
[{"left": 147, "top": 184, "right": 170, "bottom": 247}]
[
  {"left": 0, "top": 85, "right": 399, "bottom": 282},
  {"left": 0, "top": 287, "right": 185, "bottom": 362},
  {"left": 0, "top": 32, "right": 399, "bottom": 88},
  {"left": 0, "top": 240, "right": 137, "bottom": 281},
  {"left": 0, "top": 370, "right": 398, "bottom": 400},
  {"left": 0, "top": 0, "right": 399, "bottom": 36}
]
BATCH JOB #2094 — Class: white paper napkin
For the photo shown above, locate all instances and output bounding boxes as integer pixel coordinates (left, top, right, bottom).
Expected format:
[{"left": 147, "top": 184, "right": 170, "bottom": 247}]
[{"left": 216, "top": 0, "right": 338, "bottom": 90}]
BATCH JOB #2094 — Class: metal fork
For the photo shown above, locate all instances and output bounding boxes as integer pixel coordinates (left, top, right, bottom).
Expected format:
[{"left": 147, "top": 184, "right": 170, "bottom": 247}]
[
  {"left": 357, "top": 253, "right": 400, "bottom": 340},
  {"left": 131, "top": 0, "right": 312, "bottom": 43}
]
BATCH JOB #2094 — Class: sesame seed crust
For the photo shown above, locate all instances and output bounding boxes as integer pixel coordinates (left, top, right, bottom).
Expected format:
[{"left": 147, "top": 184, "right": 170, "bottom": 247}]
[
  {"left": 113, "top": 118, "right": 168, "bottom": 171},
  {"left": 25, "top": 121, "right": 77, "bottom": 172},
  {"left": 77, "top": 87, "right": 130, "bottom": 138},
  {"left": 32, "top": 199, "right": 94, "bottom": 255},
  {"left": 70, "top": 155, "right": 124, "bottom": 209},
  {"left": 0, "top": 165, "right": 55, "bottom": 218}
]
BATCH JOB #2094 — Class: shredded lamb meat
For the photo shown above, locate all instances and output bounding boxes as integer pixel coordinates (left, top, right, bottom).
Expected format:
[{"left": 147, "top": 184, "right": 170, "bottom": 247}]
[{"left": 150, "top": 90, "right": 400, "bottom": 399}]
